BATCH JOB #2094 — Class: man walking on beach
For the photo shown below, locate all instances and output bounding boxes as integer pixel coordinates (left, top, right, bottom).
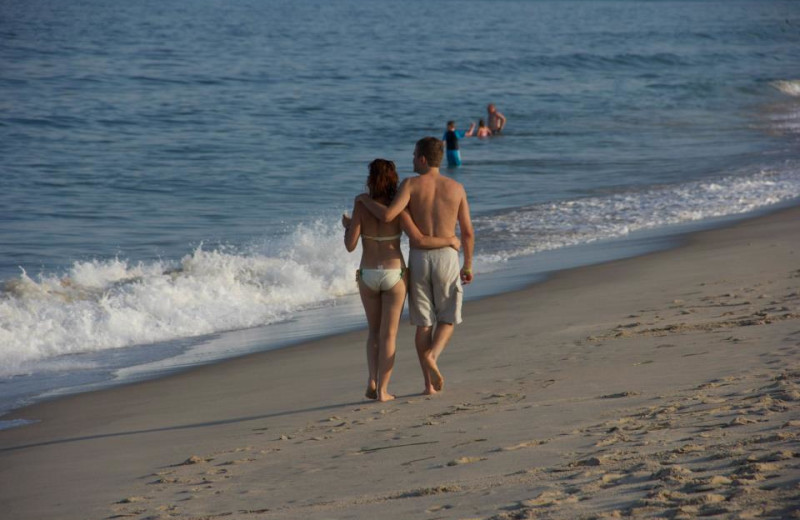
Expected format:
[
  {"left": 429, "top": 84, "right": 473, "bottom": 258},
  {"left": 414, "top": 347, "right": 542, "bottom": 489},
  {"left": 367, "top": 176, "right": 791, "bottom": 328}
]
[{"left": 358, "top": 137, "right": 475, "bottom": 394}]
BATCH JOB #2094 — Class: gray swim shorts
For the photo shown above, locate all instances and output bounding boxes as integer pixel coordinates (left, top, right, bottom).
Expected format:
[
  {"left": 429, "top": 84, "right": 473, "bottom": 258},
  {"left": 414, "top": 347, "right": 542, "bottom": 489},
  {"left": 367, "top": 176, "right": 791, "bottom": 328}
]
[{"left": 408, "top": 248, "right": 463, "bottom": 327}]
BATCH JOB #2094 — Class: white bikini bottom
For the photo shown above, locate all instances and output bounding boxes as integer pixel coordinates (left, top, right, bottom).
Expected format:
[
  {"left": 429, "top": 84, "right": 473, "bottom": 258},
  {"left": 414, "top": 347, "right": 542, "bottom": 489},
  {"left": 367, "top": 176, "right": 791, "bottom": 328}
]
[{"left": 359, "top": 268, "right": 405, "bottom": 292}]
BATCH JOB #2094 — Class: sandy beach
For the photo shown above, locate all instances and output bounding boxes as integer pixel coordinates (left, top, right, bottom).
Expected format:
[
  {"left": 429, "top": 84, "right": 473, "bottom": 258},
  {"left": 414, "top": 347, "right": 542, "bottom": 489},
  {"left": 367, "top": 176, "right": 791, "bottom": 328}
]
[{"left": 1, "top": 206, "right": 798, "bottom": 520}]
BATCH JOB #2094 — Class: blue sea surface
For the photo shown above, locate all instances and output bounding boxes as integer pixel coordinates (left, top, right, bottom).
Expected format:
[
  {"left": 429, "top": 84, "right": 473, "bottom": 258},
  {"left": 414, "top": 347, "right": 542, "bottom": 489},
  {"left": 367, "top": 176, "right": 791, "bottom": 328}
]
[{"left": 1, "top": 0, "right": 799, "bottom": 421}]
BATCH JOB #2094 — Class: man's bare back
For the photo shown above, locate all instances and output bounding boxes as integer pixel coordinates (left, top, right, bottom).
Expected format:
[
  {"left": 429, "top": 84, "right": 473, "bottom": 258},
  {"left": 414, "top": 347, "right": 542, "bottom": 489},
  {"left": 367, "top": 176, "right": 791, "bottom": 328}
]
[{"left": 403, "top": 173, "right": 465, "bottom": 239}]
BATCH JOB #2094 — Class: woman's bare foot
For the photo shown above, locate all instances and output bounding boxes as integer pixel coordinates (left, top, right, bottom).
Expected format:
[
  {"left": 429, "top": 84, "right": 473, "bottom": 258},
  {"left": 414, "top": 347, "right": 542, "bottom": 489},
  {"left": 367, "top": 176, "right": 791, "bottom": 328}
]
[
  {"left": 422, "top": 386, "right": 438, "bottom": 396},
  {"left": 365, "top": 382, "right": 378, "bottom": 400},
  {"left": 377, "top": 392, "right": 396, "bottom": 402}
]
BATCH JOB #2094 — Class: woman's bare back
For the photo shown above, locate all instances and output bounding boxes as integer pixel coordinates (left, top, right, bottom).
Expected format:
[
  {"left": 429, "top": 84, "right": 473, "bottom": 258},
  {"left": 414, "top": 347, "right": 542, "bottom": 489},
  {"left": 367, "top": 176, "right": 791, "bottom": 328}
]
[{"left": 357, "top": 200, "right": 404, "bottom": 269}]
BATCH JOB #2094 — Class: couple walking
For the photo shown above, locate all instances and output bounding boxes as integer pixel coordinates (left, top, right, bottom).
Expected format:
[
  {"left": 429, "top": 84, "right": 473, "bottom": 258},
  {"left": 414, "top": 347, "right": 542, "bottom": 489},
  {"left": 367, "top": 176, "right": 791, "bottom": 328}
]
[{"left": 343, "top": 137, "right": 475, "bottom": 401}]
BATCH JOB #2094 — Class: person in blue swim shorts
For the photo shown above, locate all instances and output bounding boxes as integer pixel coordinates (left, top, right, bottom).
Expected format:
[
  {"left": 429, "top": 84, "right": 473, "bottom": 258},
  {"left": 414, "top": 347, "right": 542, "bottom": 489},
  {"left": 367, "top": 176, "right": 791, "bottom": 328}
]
[{"left": 442, "top": 120, "right": 475, "bottom": 168}]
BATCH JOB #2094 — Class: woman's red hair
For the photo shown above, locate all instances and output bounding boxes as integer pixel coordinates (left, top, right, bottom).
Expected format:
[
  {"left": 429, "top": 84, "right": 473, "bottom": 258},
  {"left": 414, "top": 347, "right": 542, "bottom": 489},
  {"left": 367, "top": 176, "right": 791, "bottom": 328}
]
[{"left": 367, "top": 159, "right": 398, "bottom": 202}]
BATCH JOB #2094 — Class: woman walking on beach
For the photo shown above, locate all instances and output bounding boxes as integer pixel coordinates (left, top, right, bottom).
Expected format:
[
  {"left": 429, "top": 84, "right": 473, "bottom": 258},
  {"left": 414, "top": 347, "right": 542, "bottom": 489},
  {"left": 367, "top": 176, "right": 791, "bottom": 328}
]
[{"left": 343, "top": 159, "right": 460, "bottom": 401}]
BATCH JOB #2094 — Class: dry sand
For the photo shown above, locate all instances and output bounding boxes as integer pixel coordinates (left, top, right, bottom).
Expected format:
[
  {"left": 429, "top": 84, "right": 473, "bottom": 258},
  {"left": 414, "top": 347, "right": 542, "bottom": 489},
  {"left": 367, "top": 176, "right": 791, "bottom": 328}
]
[{"left": 1, "top": 206, "right": 798, "bottom": 520}]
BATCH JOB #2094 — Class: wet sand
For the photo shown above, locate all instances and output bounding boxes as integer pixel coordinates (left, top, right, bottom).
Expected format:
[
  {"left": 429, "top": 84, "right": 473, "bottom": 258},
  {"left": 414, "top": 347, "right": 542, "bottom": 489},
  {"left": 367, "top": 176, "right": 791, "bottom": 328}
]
[{"left": 1, "top": 206, "right": 798, "bottom": 520}]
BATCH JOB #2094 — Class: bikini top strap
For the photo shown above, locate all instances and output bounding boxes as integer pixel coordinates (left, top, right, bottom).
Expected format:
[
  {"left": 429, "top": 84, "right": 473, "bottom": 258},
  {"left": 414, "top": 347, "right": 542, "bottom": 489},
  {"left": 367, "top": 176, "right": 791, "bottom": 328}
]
[{"left": 361, "top": 233, "right": 402, "bottom": 242}]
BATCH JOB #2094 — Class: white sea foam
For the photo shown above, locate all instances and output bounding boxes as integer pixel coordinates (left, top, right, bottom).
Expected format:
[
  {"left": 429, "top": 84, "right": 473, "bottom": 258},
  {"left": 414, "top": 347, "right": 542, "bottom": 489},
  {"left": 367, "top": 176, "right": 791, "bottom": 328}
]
[
  {"left": 1, "top": 169, "right": 798, "bottom": 378},
  {"left": 0, "top": 221, "right": 359, "bottom": 378},
  {"left": 766, "top": 108, "right": 800, "bottom": 134},
  {"left": 772, "top": 80, "right": 800, "bottom": 97},
  {"left": 472, "top": 167, "right": 800, "bottom": 270}
]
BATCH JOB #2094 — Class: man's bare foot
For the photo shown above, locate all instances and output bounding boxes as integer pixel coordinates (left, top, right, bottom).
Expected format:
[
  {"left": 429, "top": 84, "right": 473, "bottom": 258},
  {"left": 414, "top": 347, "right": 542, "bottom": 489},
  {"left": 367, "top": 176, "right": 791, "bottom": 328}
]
[
  {"left": 430, "top": 371, "right": 444, "bottom": 392},
  {"left": 365, "top": 387, "right": 378, "bottom": 400},
  {"left": 428, "top": 363, "right": 444, "bottom": 392},
  {"left": 377, "top": 393, "right": 396, "bottom": 402}
]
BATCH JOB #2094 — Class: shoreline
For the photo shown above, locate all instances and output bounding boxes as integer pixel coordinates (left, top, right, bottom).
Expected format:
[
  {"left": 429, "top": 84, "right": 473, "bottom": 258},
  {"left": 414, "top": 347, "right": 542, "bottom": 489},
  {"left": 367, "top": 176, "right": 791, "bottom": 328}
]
[
  {"left": 3, "top": 200, "right": 797, "bottom": 423},
  {"left": 1, "top": 204, "right": 798, "bottom": 519}
]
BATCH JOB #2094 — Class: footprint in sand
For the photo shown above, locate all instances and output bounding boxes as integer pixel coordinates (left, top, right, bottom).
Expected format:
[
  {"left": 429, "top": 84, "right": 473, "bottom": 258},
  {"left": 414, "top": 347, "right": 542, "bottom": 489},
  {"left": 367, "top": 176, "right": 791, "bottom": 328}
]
[
  {"left": 497, "top": 439, "right": 548, "bottom": 452},
  {"left": 652, "top": 465, "right": 693, "bottom": 484},
  {"left": 596, "top": 433, "right": 631, "bottom": 447},
  {"left": 601, "top": 391, "right": 639, "bottom": 399},
  {"left": 520, "top": 489, "right": 579, "bottom": 507},
  {"left": 174, "top": 455, "right": 212, "bottom": 466},
  {"left": 570, "top": 456, "right": 608, "bottom": 468},
  {"left": 446, "top": 456, "right": 486, "bottom": 466},
  {"left": 684, "top": 475, "right": 733, "bottom": 492},
  {"left": 117, "top": 496, "right": 148, "bottom": 504},
  {"left": 599, "top": 472, "right": 627, "bottom": 486},
  {"left": 217, "top": 458, "right": 256, "bottom": 466},
  {"left": 394, "top": 485, "right": 462, "bottom": 498}
]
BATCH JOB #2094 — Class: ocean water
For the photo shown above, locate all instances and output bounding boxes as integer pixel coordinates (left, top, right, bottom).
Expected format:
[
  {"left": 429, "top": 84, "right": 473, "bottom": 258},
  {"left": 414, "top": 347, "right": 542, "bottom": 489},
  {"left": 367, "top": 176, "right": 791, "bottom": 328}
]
[{"left": 1, "top": 0, "right": 799, "bottom": 423}]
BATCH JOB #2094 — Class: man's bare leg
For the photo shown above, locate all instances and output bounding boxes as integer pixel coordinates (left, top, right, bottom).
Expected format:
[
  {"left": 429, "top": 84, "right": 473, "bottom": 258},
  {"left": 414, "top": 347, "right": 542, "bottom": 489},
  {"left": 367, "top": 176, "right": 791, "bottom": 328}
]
[
  {"left": 424, "top": 323, "right": 454, "bottom": 391},
  {"left": 415, "top": 326, "right": 435, "bottom": 394}
]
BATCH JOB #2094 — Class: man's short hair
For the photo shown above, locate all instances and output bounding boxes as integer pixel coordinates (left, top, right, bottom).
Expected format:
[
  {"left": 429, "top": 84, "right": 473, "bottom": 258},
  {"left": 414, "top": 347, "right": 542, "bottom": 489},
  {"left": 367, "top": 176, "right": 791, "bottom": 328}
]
[{"left": 416, "top": 136, "right": 444, "bottom": 167}]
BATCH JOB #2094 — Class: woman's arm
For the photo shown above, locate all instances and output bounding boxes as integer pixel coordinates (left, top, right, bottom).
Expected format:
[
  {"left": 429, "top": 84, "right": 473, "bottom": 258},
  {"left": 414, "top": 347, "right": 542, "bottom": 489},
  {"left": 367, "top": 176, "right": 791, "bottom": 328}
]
[
  {"left": 398, "top": 210, "right": 460, "bottom": 251},
  {"left": 343, "top": 200, "right": 362, "bottom": 252}
]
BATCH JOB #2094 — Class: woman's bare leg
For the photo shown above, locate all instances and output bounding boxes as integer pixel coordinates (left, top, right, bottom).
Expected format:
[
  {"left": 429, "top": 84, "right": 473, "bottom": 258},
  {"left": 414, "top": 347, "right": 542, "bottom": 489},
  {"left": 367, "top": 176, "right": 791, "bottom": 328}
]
[
  {"left": 376, "top": 277, "right": 407, "bottom": 402},
  {"left": 359, "top": 283, "right": 382, "bottom": 399}
]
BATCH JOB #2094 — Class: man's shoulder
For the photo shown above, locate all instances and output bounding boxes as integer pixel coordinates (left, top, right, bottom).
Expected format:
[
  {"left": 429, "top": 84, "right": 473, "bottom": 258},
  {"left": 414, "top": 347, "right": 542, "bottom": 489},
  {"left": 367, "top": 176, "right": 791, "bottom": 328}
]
[
  {"left": 440, "top": 175, "right": 464, "bottom": 190},
  {"left": 400, "top": 176, "right": 426, "bottom": 196},
  {"left": 401, "top": 176, "right": 422, "bottom": 187}
]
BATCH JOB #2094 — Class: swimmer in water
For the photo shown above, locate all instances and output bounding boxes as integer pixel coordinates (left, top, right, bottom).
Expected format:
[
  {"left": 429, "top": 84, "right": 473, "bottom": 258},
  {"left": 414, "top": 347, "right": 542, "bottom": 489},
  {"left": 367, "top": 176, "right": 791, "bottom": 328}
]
[
  {"left": 442, "top": 120, "right": 475, "bottom": 168},
  {"left": 487, "top": 103, "right": 506, "bottom": 134},
  {"left": 476, "top": 119, "right": 492, "bottom": 138}
]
